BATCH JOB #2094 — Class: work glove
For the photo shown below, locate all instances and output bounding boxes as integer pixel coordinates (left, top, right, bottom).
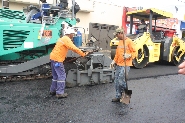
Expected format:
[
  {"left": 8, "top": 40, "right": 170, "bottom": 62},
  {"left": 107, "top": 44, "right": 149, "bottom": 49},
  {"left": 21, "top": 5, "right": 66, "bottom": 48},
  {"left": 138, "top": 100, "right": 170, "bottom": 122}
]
[
  {"left": 85, "top": 52, "right": 90, "bottom": 56},
  {"left": 123, "top": 53, "right": 131, "bottom": 59},
  {"left": 55, "top": 62, "right": 61, "bottom": 67},
  {"left": 110, "top": 60, "right": 115, "bottom": 69}
]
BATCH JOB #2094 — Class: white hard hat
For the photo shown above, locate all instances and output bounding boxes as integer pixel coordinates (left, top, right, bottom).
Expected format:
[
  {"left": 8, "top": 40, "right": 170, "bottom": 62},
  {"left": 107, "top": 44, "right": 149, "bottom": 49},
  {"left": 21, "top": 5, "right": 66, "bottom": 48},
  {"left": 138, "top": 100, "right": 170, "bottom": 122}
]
[{"left": 64, "top": 27, "right": 76, "bottom": 35}]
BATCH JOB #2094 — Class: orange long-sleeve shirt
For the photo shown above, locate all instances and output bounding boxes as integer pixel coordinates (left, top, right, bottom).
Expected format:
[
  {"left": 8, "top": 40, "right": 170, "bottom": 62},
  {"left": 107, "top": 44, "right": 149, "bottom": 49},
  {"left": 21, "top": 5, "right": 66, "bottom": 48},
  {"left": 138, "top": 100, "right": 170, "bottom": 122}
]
[
  {"left": 113, "top": 37, "right": 136, "bottom": 66},
  {"left": 50, "top": 36, "right": 85, "bottom": 62}
]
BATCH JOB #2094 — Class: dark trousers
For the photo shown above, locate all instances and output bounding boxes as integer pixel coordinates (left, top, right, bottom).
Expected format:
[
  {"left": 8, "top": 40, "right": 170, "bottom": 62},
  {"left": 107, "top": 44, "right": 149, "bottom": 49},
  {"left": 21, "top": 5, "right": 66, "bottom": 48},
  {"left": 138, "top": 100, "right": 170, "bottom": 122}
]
[{"left": 50, "top": 60, "right": 66, "bottom": 95}]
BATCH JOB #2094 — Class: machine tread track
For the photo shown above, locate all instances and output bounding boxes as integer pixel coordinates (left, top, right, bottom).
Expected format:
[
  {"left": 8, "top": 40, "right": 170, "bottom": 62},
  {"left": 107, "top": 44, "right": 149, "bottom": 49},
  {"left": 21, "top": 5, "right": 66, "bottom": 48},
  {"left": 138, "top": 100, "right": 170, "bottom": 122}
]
[
  {"left": 0, "top": 73, "right": 52, "bottom": 83},
  {"left": 0, "top": 54, "right": 54, "bottom": 82},
  {"left": 0, "top": 61, "right": 77, "bottom": 83}
]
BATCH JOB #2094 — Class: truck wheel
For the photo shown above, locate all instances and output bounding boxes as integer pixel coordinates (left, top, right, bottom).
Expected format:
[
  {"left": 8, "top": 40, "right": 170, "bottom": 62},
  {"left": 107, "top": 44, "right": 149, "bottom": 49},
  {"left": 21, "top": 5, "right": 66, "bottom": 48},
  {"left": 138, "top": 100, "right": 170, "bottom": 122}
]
[
  {"left": 132, "top": 45, "right": 149, "bottom": 69},
  {"left": 171, "top": 46, "right": 185, "bottom": 66}
]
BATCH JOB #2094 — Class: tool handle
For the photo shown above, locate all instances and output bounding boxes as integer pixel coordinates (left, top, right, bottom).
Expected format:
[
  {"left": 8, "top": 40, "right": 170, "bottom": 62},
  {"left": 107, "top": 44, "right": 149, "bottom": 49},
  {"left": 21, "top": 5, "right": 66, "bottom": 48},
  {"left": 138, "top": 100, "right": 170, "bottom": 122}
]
[
  {"left": 123, "top": 29, "right": 128, "bottom": 91},
  {"left": 64, "top": 48, "right": 99, "bottom": 63}
]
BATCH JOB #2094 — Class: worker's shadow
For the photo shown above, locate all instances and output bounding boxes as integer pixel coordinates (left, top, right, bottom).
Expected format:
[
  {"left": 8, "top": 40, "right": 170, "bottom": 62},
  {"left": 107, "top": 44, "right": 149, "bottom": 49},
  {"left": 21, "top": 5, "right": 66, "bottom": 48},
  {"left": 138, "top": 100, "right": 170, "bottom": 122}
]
[{"left": 113, "top": 102, "right": 132, "bottom": 116}]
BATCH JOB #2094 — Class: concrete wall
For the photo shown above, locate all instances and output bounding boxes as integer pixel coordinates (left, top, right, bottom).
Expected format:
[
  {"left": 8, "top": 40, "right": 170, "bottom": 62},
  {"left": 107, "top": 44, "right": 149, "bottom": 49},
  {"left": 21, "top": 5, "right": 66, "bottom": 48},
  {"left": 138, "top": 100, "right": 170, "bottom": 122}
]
[
  {"left": 0, "top": 1, "right": 29, "bottom": 11},
  {"left": 75, "top": 1, "right": 123, "bottom": 45},
  {"left": 76, "top": 1, "right": 123, "bottom": 34}
]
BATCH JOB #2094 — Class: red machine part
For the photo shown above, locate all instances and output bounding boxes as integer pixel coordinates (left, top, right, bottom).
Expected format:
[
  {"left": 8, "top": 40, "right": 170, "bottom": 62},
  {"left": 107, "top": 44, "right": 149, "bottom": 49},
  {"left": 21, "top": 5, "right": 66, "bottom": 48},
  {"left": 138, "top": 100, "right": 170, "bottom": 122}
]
[
  {"left": 122, "top": 7, "right": 127, "bottom": 33},
  {"left": 152, "top": 27, "right": 176, "bottom": 37}
]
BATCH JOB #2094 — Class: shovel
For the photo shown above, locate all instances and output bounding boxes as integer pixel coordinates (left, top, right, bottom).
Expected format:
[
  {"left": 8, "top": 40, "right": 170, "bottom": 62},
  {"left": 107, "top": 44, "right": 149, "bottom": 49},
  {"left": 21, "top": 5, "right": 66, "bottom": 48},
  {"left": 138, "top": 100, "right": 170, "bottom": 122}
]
[{"left": 120, "top": 29, "right": 132, "bottom": 104}]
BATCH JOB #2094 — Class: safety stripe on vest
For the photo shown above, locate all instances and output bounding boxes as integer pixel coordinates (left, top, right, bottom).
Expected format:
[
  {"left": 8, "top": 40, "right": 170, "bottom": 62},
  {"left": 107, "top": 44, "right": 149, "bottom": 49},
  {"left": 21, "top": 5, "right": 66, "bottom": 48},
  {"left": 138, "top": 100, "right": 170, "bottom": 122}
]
[
  {"left": 52, "top": 79, "right": 57, "bottom": 81},
  {"left": 58, "top": 40, "right": 64, "bottom": 44}
]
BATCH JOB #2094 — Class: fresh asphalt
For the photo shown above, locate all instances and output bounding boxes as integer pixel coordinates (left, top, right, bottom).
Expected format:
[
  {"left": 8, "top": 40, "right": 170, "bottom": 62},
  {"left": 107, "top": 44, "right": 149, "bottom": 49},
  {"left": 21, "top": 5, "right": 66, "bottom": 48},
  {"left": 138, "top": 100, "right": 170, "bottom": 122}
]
[{"left": 0, "top": 62, "right": 185, "bottom": 123}]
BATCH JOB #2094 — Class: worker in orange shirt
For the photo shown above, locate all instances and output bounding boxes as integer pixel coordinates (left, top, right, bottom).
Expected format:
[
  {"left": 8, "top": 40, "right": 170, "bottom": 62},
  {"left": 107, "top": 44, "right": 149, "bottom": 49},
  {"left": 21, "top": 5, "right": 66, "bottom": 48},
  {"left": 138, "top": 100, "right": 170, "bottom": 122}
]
[
  {"left": 110, "top": 28, "right": 136, "bottom": 102},
  {"left": 49, "top": 27, "right": 89, "bottom": 99}
]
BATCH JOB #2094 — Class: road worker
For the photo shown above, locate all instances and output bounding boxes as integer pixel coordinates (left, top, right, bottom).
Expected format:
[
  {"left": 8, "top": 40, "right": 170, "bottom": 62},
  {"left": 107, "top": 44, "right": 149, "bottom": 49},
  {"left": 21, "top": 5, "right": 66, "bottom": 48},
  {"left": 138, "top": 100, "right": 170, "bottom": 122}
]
[
  {"left": 178, "top": 60, "right": 185, "bottom": 75},
  {"left": 31, "top": 0, "right": 49, "bottom": 20},
  {"left": 110, "top": 27, "right": 136, "bottom": 102},
  {"left": 49, "top": 27, "right": 89, "bottom": 99}
]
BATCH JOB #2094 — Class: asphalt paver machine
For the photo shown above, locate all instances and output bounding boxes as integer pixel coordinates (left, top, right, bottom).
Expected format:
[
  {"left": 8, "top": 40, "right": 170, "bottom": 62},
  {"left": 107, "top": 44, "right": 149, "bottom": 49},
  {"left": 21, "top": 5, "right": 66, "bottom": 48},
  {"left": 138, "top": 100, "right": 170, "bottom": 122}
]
[{"left": 0, "top": 0, "right": 114, "bottom": 87}]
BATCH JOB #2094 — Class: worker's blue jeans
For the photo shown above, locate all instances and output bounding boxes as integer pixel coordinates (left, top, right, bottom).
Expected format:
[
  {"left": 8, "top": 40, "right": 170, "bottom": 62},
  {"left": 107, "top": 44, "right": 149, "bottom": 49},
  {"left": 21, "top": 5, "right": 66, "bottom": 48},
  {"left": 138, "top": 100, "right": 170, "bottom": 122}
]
[
  {"left": 50, "top": 60, "right": 66, "bottom": 95},
  {"left": 114, "top": 65, "right": 130, "bottom": 99}
]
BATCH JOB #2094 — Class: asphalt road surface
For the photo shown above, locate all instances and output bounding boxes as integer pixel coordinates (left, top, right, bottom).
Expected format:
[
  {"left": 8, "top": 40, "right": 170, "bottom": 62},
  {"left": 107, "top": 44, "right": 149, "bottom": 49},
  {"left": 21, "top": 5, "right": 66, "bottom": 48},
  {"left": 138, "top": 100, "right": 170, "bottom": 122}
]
[
  {"left": 129, "top": 61, "right": 179, "bottom": 79},
  {"left": 0, "top": 63, "right": 185, "bottom": 123}
]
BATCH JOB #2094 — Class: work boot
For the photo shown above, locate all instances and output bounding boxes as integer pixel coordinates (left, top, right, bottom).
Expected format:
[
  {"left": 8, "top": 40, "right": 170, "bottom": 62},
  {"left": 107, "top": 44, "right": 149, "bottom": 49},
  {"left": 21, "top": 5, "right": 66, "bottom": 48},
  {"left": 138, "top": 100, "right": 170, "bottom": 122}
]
[
  {"left": 56, "top": 93, "right": 68, "bottom": 99},
  {"left": 112, "top": 98, "right": 121, "bottom": 102},
  {"left": 49, "top": 92, "right": 56, "bottom": 96}
]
